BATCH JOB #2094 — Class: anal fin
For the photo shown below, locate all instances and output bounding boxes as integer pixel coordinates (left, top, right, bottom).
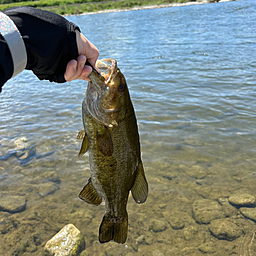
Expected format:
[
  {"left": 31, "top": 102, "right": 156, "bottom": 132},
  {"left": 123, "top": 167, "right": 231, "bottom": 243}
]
[
  {"left": 131, "top": 161, "right": 148, "bottom": 204},
  {"left": 79, "top": 178, "right": 102, "bottom": 205}
]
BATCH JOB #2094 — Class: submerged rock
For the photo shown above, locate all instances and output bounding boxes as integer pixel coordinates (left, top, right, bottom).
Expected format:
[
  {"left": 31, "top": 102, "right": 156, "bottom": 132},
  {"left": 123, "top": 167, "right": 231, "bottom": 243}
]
[
  {"left": 228, "top": 193, "right": 255, "bottom": 207},
  {"left": 209, "top": 219, "right": 243, "bottom": 241},
  {"left": 135, "top": 235, "right": 145, "bottom": 245},
  {"left": 152, "top": 250, "right": 164, "bottom": 256},
  {"left": 149, "top": 219, "right": 168, "bottom": 233},
  {"left": 183, "top": 225, "right": 199, "bottom": 241},
  {"left": 44, "top": 224, "right": 85, "bottom": 256},
  {"left": 240, "top": 208, "right": 256, "bottom": 222},
  {"left": 198, "top": 242, "right": 216, "bottom": 253},
  {"left": 183, "top": 225, "right": 206, "bottom": 247},
  {"left": 186, "top": 165, "right": 207, "bottom": 179},
  {"left": 192, "top": 199, "right": 225, "bottom": 224},
  {"left": 37, "top": 183, "right": 59, "bottom": 198},
  {"left": 0, "top": 194, "right": 26, "bottom": 213},
  {"left": 169, "top": 216, "right": 185, "bottom": 230},
  {"left": 14, "top": 137, "right": 28, "bottom": 149},
  {"left": 144, "top": 231, "right": 156, "bottom": 245},
  {"left": 218, "top": 197, "right": 237, "bottom": 217}
]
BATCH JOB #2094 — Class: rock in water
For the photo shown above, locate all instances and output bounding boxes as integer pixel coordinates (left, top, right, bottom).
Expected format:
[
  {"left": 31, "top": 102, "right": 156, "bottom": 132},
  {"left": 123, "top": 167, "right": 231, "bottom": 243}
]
[
  {"left": 228, "top": 193, "right": 255, "bottom": 207},
  {"left": 44, "top": 224, "right": 85, "bottom": 256},
  {"left": 0, "top": 194, "right": 26, "bottom": 213},
  {"left": 209, "top": 219, "right": 243, "bottom": 241},
  {"left": 192, "top": 199, "right": 225, "bottom": 224},
  {"left": 149, "top": 219, "right": 168, "bottom": 233},
  {"left": 240, "top": 208, "right": 256, "bottom": 222}
]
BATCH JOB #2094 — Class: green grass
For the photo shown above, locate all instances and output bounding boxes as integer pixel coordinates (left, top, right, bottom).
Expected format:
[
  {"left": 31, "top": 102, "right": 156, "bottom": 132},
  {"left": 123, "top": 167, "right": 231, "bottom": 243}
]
[
  {"left": 0, "top": 0, "right": 104, "bottom": 10},
  {"left": 0, "top": 0, "right": 193, "bottom": 15}
]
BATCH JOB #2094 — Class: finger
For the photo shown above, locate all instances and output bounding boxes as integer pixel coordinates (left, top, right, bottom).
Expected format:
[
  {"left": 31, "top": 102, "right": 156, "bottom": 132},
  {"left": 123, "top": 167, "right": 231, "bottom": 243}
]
[
  {"left": 65, "top": 55, "right": 87, "bottom": 82},
  {"left": 64, "top": 59, "right": 77, "bottom": 81},
  {"left": 77, "top": 65, "right": 92, "bottom": 81},
  {"left": 73, "top": 55, "right": 86, "bottom": 80}
]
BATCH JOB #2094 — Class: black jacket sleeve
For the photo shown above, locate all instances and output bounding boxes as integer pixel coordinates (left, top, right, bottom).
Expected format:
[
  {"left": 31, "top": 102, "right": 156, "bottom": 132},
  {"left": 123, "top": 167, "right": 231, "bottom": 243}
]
[
  {"left": 0, "top": 7, "right": 80, "bottom": 92},
  {"left": 0, "top": 34, "right": 13, "bottom": 91}
]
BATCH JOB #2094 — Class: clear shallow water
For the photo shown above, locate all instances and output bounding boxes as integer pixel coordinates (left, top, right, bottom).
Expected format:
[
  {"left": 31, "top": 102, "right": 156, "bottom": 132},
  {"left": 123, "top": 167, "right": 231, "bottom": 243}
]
[{"left": 1, "top": 0, "right": 256, "bottom": 255}]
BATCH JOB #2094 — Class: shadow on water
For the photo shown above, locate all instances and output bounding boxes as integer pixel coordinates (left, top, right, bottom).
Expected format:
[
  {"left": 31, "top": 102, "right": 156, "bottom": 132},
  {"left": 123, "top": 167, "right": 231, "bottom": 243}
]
[{"left": 1, "top": 0, "right": 256, "bottom": 255}]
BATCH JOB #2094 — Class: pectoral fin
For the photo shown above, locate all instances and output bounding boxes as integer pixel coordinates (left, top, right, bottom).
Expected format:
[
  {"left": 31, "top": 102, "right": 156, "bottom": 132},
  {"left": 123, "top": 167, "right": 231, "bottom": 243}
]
[
  {"left": 79, "top": 178, "right": 102, "bottom": 205},
  {"left": 78, "top": 133, "right": 89, "bottom": 157},
  {"left": 77, "top": 129, "right": 85, "bottom": 140},
  {"left": 96, "top": 127, "right": 113, "bottom": 156},
  {"left": 131, "top": 161, "right": 148, "bottom": 204}
]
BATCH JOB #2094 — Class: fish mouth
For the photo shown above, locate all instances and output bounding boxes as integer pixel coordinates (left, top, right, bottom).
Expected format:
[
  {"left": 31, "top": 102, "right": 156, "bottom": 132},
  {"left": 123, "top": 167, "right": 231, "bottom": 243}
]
[
  {"left": 86, "top": 59, "right": 120, "bottom": 127},
  {"left": 88, "top": 59, "right": 118, "bottom": 94}
]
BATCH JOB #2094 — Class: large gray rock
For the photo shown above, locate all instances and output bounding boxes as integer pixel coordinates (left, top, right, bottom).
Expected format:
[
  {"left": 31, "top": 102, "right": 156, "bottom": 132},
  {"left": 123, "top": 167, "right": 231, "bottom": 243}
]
[
  {"left": 209, "top": 219, "right": 243, "bottom": 241},
  {"left": 44, "top": 224, "right": 85, "bottom": 256},
  {"left": 192, "top": 199, "right": 226, "bottom": 224}
]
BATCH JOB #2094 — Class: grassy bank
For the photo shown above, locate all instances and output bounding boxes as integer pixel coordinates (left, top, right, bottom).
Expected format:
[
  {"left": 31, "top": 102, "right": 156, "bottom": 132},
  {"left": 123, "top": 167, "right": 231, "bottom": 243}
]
[{"left": 0, "top": 0, "right": 193, "bottom": 15}]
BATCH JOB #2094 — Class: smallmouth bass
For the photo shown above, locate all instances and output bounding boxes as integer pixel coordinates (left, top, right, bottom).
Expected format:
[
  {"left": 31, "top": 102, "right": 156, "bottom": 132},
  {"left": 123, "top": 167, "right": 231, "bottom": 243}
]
[{"left": 78, "top": 59, "right": 148, "bottom": 244}]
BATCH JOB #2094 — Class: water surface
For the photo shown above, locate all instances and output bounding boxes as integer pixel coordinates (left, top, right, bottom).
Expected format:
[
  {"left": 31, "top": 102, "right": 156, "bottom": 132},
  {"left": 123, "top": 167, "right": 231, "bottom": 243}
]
[{"left": 1, "top": 0, "right": 256, "bottom": 255}]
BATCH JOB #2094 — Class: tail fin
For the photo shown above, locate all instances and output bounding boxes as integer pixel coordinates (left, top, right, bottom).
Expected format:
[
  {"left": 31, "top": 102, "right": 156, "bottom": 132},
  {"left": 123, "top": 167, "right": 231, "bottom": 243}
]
[{"left": 99, "top": 212, "right": 128, "bottom": 244}]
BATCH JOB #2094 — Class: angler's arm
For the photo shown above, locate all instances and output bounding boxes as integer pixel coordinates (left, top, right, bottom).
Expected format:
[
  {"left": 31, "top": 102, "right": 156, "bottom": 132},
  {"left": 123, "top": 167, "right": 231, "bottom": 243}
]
[{"left": 0, "top": 7, "right": 99, "bottom": 93}]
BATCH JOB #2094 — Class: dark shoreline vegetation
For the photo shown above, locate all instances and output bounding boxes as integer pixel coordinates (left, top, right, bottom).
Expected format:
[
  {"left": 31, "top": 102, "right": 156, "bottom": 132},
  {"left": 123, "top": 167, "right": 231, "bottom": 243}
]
[{"left": 0, "top": 0, "right": 219, "bottom": 15}]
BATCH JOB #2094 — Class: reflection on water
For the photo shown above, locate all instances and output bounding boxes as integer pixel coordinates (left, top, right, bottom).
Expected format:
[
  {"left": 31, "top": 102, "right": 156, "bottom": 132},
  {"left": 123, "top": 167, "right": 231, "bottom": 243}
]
[{"left": 1, "top": 0, "right": 256, "bottom": 255}]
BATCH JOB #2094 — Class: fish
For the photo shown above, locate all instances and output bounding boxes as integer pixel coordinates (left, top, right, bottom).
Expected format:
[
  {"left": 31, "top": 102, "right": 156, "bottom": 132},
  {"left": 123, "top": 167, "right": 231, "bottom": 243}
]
[{"left": 77, "top": 59, "right": 148, "bottom": 244}]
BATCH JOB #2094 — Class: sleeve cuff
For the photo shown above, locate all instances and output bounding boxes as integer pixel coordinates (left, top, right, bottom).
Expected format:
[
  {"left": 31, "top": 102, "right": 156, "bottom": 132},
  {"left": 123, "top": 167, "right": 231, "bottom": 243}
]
[{"left": 0, "top": 11, "right": 27, "bottom": 77}]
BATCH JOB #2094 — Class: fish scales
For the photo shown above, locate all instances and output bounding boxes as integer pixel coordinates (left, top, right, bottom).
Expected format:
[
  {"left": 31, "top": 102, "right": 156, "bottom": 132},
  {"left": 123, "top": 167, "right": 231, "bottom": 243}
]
[{"left": 78, "top": 59, "right": 148, "bottom": 244}]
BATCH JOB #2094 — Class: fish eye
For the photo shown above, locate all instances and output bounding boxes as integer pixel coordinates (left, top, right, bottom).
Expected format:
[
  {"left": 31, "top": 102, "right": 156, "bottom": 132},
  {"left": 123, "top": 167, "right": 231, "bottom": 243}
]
[{"left": 118, "top": 84, "right": 126, "bottom": 92}]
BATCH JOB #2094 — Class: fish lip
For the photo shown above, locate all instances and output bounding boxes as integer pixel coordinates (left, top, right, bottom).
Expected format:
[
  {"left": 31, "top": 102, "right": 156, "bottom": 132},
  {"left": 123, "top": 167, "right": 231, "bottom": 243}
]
[
  {"left": 88, "top": 69, "right": 106, "bottom": 94},
  {"left": 105, "top": 59, "right": 117, "bottom": 85},
  {"left": 88, "top": 59, "right": 117, "bottom": 93}
]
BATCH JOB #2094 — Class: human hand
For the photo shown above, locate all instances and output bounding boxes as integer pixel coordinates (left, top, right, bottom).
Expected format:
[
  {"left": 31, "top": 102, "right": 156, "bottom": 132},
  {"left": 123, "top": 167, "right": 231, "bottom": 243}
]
[
  {"left": 64, "top": 30, "right": 99, "bottom": 82},
  {"left": 4, "top": 7, "right": 99, "bottom": 83}
]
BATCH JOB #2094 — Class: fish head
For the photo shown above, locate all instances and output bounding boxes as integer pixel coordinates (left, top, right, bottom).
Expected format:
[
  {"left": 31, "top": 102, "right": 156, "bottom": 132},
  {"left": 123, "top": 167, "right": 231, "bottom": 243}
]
[{"left": 86, "top": 59, "right": 131, "bottom": 127}]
